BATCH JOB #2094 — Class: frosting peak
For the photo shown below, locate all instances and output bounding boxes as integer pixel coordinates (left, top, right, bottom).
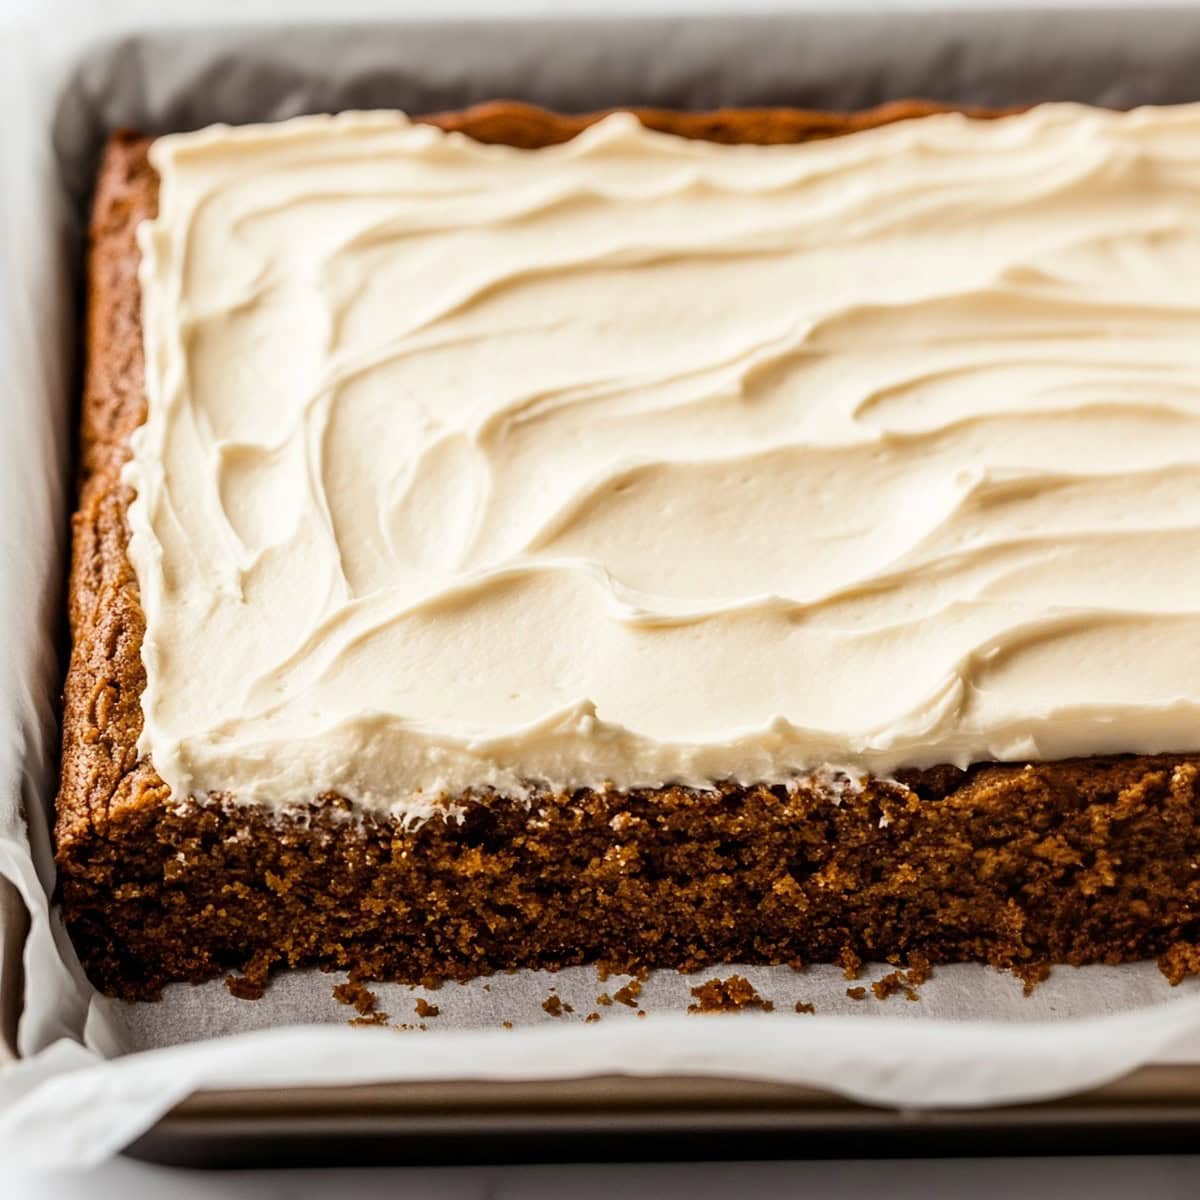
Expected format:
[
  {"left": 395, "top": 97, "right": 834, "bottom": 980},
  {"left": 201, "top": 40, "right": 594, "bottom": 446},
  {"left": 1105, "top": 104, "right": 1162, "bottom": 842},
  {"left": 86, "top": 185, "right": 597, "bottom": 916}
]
[{"left": 129, "top": 104, "right": 1200, "bottom": 816}]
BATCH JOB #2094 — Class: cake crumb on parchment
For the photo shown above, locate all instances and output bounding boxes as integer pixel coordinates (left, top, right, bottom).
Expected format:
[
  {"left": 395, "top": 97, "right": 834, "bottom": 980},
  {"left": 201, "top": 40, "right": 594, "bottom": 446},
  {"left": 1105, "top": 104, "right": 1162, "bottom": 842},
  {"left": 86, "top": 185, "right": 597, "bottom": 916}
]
[
  {"left": 688, "top": 974, "right": 774, "bottom": 1013},
  {"left": 837, "top": 947, "right": 863, "bottom": 981},
  {"left": 871, "top": 971, "right": 919, "bottom": 1002},
  {"left": 332, "top": 980, "right": 378, "bottom": 1015},
  {"left": 613, "top": 979, "right": 642, "bottom": 1007},
  {"left": 225, "top": 975, "right": 266, "bottom": 1001},
  {"left": 349, "top": 1011, "right": 389, "bottom": 1027}
]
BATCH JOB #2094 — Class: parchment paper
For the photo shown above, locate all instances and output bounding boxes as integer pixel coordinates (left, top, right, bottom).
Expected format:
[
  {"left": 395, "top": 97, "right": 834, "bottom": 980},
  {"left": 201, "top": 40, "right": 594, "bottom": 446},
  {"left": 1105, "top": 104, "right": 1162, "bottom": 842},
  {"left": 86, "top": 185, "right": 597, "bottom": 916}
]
[{"left": 10, "top": 0, "right": 1200, "bottom": 1167}]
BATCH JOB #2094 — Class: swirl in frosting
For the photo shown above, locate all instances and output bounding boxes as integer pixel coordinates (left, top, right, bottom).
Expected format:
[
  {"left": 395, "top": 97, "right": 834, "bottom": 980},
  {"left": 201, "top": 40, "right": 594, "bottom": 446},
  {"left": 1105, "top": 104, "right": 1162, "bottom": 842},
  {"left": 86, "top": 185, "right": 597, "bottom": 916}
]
[{"left": 128, "top": 104, "right": 1200, "bottom": 817}]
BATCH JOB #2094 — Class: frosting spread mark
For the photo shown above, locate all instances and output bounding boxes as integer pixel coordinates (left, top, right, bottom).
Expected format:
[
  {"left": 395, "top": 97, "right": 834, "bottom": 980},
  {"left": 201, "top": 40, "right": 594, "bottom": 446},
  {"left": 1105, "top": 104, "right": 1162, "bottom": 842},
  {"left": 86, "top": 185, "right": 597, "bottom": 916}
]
[{"left": 128, "top": 105, "right": 1200, "bottom": 815}]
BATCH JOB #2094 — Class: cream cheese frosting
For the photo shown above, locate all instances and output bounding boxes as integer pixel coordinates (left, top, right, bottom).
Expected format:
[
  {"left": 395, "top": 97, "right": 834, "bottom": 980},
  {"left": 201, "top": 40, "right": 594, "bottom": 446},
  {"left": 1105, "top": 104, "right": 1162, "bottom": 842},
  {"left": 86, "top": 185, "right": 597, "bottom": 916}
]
[{"left": 128, "top": 103, "right": 1200, "bottom": 818}]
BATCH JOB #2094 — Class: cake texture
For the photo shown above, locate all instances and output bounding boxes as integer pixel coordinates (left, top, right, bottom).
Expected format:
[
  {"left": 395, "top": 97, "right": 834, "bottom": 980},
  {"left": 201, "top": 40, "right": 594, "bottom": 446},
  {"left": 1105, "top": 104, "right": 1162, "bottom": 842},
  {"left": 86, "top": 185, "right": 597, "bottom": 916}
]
[{"left": 57, "top": 101, "right": 1200, "bottom": 1000}]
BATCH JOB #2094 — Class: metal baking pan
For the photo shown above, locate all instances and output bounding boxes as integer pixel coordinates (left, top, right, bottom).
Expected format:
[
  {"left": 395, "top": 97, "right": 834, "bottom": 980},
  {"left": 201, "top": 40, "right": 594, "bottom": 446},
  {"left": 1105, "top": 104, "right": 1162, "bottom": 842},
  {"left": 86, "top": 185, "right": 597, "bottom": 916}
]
[
  {"left": 25, "top": 7, "right": 1200, "bottom": 1165},
  {"left": 122, "top": 1068, "right": 1200, "bottom": 1166}
]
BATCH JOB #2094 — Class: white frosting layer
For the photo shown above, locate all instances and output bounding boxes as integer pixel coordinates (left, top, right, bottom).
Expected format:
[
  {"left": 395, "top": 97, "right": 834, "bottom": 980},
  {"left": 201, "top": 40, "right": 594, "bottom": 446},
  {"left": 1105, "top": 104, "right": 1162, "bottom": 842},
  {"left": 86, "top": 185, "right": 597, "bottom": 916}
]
[{"left": 129, "top": 104, "right": 1200, "bottom": 817}]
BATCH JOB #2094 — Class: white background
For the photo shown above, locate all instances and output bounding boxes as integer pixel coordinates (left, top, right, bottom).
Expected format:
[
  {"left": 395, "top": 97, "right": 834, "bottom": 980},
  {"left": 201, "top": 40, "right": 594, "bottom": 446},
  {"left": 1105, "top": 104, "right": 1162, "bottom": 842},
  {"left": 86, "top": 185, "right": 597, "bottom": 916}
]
[{"left": 4, "top": 0, "right": 1200, "bottom": 1194}]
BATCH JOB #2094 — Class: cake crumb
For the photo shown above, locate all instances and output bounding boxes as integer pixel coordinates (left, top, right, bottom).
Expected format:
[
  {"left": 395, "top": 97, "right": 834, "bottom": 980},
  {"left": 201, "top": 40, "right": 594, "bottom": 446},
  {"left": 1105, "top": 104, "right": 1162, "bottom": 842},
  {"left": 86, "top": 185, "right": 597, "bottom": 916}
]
[
  {"left": 902, "top": 953, "right": 932, "bottom": 986},
  {"left": 1012, "top": 962, "right": 1052, "bottom": 996},
  {"left": 637, "top": 1009, "right": 646, "bottom": 1018},
  {"left": 596, "top": 993, "right": 613, "bottom": 1006},
  {"left": 867, "top": 953, "right": 930, "bottom": 1001},
  {"left": 794, "top": 1000, "right": 816, "bottom": 1014},
  {"left": 688, "top": 974, "right": 771, "bottom": 1013},
  {"left": 871, "top": 971, "right": 918, "bottom": 1002},
  {"left": 332, "top": 980, "right": 378, "bottom": 1015},
  {"left": 349, "top": 1011, "right": 389, "bottom": 1027},
  {"left": 415, "top": 998, "right": 440, "bottom": 1018},
  {"left": 846, "top": 986, "right": 868, "bottom": 1001},
  {"left": 225, "top": 974, "right": 265, "bottom": 1001},
  {"left": 502, "top": 1020, "right": 513, "bottom": 1030},
  {"left": 585, "top": 1012, "right": 601, "bottom": 1023},
  {"left": 613, "top": 979, "right": 641, "bottom": 1007},
  {"left": 1159, "top": 941, "right": 1200, "bottom": 986},
  {"left": 542, "top": 995, "right": 568, "bottom": 1017},
  {"left": 596, "top": 963, "right": 612, "bottom": 982},
  {"left": 837, "top": 947, "right": 863, "bottom": 981}
]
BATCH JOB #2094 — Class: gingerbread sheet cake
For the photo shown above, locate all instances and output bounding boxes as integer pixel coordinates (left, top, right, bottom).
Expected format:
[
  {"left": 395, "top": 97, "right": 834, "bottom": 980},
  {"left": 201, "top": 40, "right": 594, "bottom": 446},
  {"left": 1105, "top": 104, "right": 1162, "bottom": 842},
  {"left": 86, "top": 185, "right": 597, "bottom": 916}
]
[{"left": 56, "top": 100, "right": 1200, "bottom": 999}]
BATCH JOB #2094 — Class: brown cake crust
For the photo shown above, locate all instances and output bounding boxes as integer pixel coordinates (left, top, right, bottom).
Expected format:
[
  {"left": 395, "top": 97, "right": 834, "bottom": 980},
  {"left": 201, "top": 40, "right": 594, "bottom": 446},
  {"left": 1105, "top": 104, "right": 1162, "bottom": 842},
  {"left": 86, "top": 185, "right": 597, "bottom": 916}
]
[{"left": 56, "top": 101, "right": 1200, "bottom": 1001}]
